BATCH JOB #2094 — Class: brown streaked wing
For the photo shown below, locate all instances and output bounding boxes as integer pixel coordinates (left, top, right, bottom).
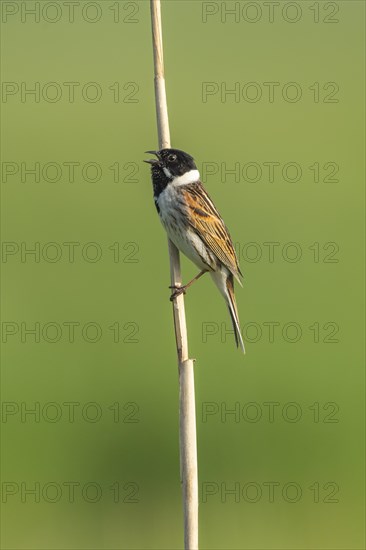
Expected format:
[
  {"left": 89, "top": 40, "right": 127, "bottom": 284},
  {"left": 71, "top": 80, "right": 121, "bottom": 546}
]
[{"left": 183, "top": 181, "right": 242, "bottom": 282}]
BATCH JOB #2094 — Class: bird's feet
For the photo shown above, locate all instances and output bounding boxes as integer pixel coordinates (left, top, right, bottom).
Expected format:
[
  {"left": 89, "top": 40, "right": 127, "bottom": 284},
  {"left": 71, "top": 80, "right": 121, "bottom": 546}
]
[
  {"left": 169, "top": 284, "right": 187, "bottom": 301},
  {"left": 168, "top": 270, "right": 208, "bottom": 301}
]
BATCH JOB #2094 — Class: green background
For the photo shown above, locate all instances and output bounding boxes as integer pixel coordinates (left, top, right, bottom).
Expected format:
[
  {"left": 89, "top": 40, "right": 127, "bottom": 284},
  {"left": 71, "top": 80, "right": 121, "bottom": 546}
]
[{"left": 1, "top": 1, "right": 364, "bottom": 548}]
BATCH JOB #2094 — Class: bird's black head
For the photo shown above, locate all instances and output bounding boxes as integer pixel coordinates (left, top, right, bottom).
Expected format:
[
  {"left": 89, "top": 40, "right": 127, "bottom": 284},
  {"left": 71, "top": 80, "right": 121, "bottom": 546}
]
[{"left": 144, "top": 148, "right": 199, "bottom": 196}]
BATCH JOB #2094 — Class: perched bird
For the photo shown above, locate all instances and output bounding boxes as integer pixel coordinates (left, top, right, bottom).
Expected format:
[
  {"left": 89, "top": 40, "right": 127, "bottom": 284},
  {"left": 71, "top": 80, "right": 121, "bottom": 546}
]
[{"left": 145, "top": 148, "right": 245, "bottom": 353}]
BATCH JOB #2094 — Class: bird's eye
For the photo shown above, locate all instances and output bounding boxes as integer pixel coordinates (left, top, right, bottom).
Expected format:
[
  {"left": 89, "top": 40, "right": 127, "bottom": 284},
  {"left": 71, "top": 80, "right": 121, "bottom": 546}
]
[{"left": 168, "top": 154, "right": 177, "bottom": 162}]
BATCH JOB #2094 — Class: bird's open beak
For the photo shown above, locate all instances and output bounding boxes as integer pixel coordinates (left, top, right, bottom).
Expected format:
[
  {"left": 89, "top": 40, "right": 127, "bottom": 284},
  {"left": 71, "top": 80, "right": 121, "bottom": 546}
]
[{"left": 144, "top": 150, "right": 160, "bottom": 165}]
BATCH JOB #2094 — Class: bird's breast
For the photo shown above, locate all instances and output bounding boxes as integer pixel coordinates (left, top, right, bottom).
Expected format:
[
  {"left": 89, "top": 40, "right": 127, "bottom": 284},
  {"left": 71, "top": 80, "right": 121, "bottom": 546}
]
[{"left": 156, "top": 184, "right": 187, "bottom": 234}]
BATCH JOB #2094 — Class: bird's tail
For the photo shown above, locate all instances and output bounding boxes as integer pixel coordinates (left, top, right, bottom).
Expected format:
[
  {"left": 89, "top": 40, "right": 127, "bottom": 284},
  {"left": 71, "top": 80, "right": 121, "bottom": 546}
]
[
  {"left": 226, "top": 274, "right": 245, "bottom": 353},
  {"left": 210, "top": 270, "right": 245, "bottom": 353}
]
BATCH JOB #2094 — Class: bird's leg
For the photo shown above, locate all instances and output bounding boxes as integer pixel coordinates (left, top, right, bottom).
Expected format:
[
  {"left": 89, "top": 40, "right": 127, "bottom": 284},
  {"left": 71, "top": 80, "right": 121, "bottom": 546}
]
[{"left": 169, "top": 269, "right": 208, "bottom": 301}]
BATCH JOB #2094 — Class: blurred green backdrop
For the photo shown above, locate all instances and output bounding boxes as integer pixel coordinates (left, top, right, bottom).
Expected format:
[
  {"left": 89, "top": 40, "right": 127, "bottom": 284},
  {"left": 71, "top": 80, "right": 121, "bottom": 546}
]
[{"left": 1, "top": 1, "right": 364, "bottom": 548}]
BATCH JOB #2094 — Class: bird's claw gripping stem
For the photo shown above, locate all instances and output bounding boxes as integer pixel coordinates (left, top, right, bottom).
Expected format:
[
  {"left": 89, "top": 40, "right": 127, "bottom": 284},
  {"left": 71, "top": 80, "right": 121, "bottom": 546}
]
[{"left": 169, "top": 284, "right": 187, "bottom": 301}]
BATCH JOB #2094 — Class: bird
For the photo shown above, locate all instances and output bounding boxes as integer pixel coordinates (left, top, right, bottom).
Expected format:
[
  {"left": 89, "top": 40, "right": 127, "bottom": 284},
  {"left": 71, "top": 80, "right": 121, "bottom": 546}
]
[{"left": 144, "top": 148, "right": 245, "bottom": 353}]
